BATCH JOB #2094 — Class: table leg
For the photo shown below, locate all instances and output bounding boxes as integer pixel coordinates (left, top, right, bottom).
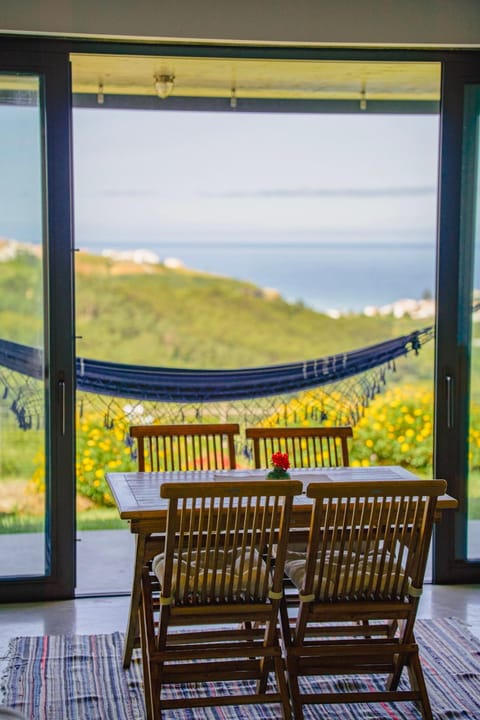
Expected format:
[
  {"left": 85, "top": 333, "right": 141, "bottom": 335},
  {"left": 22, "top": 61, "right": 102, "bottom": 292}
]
[{"left": 123, "top": 533, "right": 147, "bottom": 669}]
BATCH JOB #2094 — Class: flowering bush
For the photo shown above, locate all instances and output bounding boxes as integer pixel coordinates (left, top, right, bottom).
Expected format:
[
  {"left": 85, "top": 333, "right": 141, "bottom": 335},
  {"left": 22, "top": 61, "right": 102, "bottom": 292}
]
[
  {"left": 31, "top": 410, "right": 136, "bottom": 507},
  {"left": 267, "top": 451, "right": 291, "bottom": 479},
  {"left": 349, "top": 384, "right": 434, "bottom": 473},
  {"left": 76, "top": 412, "right": 136, "bottom": 505},
  {"left": 25, "top": 388, "right": 480, "bottom": 511}
]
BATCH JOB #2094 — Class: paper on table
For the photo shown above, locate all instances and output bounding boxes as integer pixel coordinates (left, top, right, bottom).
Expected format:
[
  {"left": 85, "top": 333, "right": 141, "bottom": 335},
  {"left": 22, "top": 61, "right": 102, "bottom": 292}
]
[{"left": 213, "top": 470, "right": 261, "bottom": 481}]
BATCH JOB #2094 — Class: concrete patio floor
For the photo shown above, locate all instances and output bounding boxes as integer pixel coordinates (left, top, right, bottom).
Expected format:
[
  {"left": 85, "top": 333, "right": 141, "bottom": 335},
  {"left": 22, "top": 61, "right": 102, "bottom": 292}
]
[
  {"left": 0, "top": 529, "right": 135, "bottom": 595},
  {"left": 1, "top": 523, "right": 479, "bottom": 594}
]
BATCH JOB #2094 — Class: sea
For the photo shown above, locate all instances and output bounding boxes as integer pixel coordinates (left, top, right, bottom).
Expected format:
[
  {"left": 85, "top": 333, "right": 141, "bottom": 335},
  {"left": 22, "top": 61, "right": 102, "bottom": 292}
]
[{"left": 98, "top": 241, "right": 437, "bottom": 315}]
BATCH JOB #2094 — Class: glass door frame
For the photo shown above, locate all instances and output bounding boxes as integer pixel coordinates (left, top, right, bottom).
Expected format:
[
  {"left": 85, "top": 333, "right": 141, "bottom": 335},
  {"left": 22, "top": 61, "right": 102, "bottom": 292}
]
[
  {"left": 0, "top": 40, "right": 76, "bottom": 601},
  {"left": 434, "top": 58, "right": 480, "bottom": 583},
  {"left": 2, "top": 35, "right": 480, "bottom": 597}
]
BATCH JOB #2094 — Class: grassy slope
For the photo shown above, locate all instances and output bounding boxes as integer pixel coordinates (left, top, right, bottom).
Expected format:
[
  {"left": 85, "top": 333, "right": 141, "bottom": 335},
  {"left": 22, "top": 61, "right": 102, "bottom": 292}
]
[{"left": 73, "top": 251, "right": 434, "bottom": 382}]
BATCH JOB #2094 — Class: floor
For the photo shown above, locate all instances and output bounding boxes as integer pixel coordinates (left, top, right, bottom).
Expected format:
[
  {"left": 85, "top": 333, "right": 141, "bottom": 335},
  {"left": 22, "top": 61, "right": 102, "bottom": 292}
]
[
  {"left": 0, "top": 584, "right": 479, "bottom": 654},
  {"left": 0, "top": 585, "right": 479, "bottom": 713},
  {"left": 1, "top": 529, "right": 480, "bottom": 698},
  {"left": 1, "top": 531, "right": 480, "bottom": 650}
]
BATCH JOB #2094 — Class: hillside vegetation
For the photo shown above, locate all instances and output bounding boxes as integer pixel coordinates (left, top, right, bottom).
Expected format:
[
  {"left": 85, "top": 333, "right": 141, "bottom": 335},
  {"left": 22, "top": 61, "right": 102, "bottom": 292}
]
[
  {"left": 0, "top": 246, "right": 435, "bottom": 381},
  {"left": 71, "top": 250, "right": 434, "bottom": 382}
]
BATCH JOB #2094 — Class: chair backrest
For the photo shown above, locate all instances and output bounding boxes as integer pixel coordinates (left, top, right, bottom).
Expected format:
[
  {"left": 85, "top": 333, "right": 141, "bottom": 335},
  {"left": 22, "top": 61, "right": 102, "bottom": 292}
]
[
  {"left": 245, "top": 426, "right": 353, "bottom": 469},
  {"left": 129, "top": 423, "right": 240, "bottom": 471},
  {"left": 293, "top": 478, "right": 446, "bottom": 605},
  {"left": 157, "top": 479, "right": 302, "bottom": 606}
]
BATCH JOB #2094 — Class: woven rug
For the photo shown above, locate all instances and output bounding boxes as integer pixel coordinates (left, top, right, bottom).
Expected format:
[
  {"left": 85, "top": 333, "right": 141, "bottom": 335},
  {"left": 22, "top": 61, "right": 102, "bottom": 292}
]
[{"left": 1, "top": 617, "right": 480, "bottom": 719}]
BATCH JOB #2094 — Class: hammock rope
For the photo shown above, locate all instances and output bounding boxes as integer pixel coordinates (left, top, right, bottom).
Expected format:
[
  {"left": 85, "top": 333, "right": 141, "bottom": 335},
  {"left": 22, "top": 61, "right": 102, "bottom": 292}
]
[{"left": 0, "top": 325, "right": 434, "bottom": 431}]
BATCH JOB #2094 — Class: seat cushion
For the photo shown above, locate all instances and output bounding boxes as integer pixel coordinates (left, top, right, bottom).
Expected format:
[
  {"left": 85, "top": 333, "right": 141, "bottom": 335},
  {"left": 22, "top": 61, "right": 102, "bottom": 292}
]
[
  {"left": 152, "top": 548, "right": 268, "bottom": 600},
  {"left": 285, "top": 549, "right": 404, "bottom": 599}
]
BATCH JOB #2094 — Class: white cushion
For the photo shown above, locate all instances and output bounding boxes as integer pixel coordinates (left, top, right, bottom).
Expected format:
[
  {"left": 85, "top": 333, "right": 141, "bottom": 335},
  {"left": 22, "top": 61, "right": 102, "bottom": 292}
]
[
  {"left": 152, "top": 548, "right": 267, "bottom": 599},
  {"left": 285, "top": 549, "right": 404, "bottom": 598}
]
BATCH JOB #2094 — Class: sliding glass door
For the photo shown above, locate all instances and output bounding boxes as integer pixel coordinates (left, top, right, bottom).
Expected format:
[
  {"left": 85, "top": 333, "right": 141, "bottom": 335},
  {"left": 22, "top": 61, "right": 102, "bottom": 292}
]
[
  {"left": 435, "top": 60, "right": 480, "bottom": 582},
  {"left": 0, "top": 74, "right": 47, "bottom": 579},
  {"left": 466, "top": 87, "right": 480, "bottom": 562},
  {"left": 0, "top": 44, "right": 76, "bottom": 601}
]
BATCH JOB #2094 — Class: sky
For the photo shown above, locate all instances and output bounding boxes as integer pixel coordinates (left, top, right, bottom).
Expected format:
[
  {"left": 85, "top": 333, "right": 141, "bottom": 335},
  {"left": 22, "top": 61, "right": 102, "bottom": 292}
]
[
  {"left": 0, "top": 104, "right": 440, "bottom": 249},
  {"left": 73, "top": 108, "right": 439, "bottom": 249}
]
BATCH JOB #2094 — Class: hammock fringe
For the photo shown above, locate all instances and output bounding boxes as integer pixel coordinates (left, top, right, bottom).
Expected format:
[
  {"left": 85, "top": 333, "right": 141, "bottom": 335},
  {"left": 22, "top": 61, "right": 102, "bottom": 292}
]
[{"left": 0, "top": 326, "right": 434, "bottom": 431}]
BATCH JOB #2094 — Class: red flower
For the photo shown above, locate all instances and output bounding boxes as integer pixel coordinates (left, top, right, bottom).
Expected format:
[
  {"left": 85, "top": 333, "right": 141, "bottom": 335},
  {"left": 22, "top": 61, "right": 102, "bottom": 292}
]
[{"left": 271, "top": 452, "right": 290, "bottom": 471}]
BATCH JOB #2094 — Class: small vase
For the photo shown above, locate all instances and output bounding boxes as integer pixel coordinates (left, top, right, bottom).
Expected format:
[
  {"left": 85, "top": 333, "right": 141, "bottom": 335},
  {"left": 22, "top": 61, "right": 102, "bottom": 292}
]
[{"left": 266, "top": 469, "right": 291, "bottom": 480}]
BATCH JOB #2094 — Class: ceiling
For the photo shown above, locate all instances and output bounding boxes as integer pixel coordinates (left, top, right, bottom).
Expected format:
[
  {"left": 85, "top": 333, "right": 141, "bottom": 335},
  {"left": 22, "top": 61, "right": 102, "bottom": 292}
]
[{"left": 69, "top": 54, "right": 441, "bottom": 105}]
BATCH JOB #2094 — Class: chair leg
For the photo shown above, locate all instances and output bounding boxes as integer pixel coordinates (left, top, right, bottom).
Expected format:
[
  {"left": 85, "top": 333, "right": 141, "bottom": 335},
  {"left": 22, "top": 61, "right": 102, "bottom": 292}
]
[
  {"left": 123, "top": 533, "right": 147, "bottom": 668},
  {"left": 286, "top": 668, "right": 304, "bottom": 720},
  {"left": 149, "top": 663, "right": 163, "bottom": 720},
  {"left": 139, "top": 592, "right": 154, "bottom": 720},
  {"left": 407, "top": 653, "right": 433, "bottom": 720},
  {"left": 274, "top": 654, "right": 293, "bottom": 720},
  {"left": 278, "top": 594, "right": 294, "bottom": 655}
]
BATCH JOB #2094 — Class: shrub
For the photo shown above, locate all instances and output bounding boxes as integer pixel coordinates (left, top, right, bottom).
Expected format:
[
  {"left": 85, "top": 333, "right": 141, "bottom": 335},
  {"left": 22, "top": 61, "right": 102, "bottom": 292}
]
[
  {"left": 31, "top": 410, "right": 136, "bottom": 507},
  {"left": 76, "top": 412, "right": 136, "bottom": 506},
  {"left": 350, "top": 384, "right": 434, "bottom": 472}
]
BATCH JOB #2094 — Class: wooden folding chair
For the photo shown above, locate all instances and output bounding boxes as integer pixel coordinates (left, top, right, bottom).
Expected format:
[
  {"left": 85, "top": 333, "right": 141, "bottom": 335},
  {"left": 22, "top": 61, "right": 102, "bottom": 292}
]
[
  {"left": 122, "top": 422, "right": 240, "bottom": 668},
  {"left": 139, "top": 478, "right": 302, "bottom": 719},
  {"left": 245, "top": 426, "right": 353, "bottom": 469},
  {"left": 281, "top": 478, "right": 446, "bottom": 720},
  {"left": 130, "top": 422, "right": 240, "bottom": 471}
]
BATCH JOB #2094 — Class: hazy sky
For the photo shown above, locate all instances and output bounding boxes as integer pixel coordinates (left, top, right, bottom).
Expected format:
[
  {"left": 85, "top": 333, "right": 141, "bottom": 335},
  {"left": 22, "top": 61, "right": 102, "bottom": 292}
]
[
  {"left": 1, "top": 105, "right": 440, "bottom": 248},
  {"left": 72, "top": 108, "right": 439, "bottom": 248}
]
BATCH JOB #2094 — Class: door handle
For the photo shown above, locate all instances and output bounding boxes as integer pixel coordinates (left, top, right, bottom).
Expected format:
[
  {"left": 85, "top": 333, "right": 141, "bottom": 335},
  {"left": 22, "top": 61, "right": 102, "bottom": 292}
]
[
  {"left": 59, "top": 377, "right": 66, "bottom": 436},
  {"left": 446, "top": 375, "right": 454, "bottom": 430}
]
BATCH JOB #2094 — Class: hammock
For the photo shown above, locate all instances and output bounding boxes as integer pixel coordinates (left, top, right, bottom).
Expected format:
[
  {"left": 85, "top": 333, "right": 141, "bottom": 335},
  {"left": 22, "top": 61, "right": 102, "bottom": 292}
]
[{"left": 0, "top": 327, "right": 433, "bottom": 430}]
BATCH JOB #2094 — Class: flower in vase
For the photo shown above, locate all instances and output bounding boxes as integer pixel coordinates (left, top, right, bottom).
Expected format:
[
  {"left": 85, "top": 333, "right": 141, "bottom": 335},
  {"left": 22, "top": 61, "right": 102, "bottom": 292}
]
[{"left": 267, "top": 451, "right": 291, "bottom": 479}]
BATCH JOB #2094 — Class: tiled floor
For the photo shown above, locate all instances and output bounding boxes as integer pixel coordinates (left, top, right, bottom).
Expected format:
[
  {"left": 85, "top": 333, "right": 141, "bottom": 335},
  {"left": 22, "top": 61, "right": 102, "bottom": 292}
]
[
  {"left": 2, "top": 529, "right": 480, "bottom": 652},
  {"left": 0, "top": 584, "right": 479, "bottom": 657}
]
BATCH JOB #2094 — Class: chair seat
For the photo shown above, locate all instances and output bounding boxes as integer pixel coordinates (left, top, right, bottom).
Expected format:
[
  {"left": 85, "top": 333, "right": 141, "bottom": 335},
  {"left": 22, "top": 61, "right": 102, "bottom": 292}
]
[
  {"left": 285, "top": 549, "right": 402, "bottom": 599},
  {"left": 152, "top": 548, "right": 268, "bottom": 601}
]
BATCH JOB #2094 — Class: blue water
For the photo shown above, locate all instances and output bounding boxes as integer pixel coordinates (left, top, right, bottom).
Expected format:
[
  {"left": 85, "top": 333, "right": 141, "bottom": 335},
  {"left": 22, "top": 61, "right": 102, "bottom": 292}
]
[{"left": 110, "top": 241, "right": 436, "bottom": 314}]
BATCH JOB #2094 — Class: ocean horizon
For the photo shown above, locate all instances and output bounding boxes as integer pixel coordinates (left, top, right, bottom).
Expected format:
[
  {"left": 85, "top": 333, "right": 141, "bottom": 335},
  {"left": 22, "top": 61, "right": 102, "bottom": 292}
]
[{"left": 88, "top": 240, "right": 437, "bottom": 314}]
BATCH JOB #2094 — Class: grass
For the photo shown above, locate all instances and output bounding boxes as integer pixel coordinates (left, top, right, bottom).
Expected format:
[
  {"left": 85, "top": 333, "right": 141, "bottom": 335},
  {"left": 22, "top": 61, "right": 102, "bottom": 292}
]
[
  {"left": 1, "top": 472, "right": 480, "bottom": 534},
  {"left": 0, "top": 508, "right": 128, "bottom": 534}
]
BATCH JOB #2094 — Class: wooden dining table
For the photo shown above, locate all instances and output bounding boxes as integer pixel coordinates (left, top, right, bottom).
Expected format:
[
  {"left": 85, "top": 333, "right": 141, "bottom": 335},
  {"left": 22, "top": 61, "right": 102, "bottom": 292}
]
[{"left": 105, "top": 465, "right": 458, "bottom": 668}]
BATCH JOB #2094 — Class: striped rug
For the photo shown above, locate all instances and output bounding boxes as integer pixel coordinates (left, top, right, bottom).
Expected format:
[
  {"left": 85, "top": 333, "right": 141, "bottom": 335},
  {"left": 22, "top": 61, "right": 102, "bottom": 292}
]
[{"left": 2, "top": 617, "right": 480, "bottom": 719}]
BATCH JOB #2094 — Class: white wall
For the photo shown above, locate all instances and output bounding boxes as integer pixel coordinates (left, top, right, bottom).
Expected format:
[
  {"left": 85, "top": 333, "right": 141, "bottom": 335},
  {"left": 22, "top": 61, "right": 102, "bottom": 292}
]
[{"left": 1, "top": 0, "right": 480, "bottom": 48}]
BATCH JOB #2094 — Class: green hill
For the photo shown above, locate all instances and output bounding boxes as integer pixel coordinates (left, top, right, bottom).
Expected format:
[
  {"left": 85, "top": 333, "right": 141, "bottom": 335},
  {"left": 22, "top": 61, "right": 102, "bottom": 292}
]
[
  {"left": 74, "top": 250, "right": 433, "bottom": 377},
  {"left": 0, "top": 244, "right": 434, "bottom": 382}
]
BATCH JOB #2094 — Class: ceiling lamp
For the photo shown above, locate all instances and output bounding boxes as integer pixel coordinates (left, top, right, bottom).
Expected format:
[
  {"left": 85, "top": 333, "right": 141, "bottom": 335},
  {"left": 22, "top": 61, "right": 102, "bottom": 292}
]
[{"left": 154, "top": 73, "right": 175, "bottom": 99}]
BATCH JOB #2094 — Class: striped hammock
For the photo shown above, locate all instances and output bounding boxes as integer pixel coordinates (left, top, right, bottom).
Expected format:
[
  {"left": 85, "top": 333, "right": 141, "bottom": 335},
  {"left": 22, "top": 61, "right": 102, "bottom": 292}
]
[{"left": 0, "top": 327, "right": 433, "bottom": 431}]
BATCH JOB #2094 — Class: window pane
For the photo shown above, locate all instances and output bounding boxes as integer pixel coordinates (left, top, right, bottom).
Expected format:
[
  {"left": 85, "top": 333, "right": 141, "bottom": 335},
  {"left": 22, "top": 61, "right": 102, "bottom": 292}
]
[{"left": 0, "top": 75, "right": 47, "bottom": 577}]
